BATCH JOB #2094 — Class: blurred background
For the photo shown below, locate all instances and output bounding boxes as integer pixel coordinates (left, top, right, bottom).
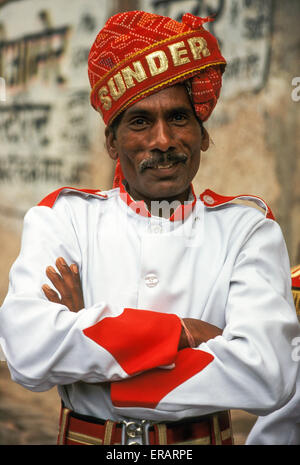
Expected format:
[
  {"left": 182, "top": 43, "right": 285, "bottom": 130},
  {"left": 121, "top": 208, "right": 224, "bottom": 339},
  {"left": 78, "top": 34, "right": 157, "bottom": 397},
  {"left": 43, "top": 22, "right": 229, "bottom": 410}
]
[{"left": 0, "top": 0, "right": 299, "bottom": 444}]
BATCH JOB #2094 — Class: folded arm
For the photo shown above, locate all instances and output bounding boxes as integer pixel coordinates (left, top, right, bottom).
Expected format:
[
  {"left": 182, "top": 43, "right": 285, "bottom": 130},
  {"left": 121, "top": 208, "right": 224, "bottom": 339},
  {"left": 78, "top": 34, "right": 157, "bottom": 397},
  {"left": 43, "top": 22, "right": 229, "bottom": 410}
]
[
  {"left": 109, "top": 219, "right": 300, "bottom": 417},
  {"left": 0, "top": 205, "right": 183, "bottom": 391},
  {"left": 42, "top": 256, "right": 222, "bottom": 350}
]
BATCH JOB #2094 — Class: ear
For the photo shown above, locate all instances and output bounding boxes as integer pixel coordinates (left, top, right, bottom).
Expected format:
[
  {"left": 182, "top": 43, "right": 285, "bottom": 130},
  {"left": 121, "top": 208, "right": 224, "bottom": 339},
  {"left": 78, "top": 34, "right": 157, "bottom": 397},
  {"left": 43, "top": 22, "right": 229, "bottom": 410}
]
[
  {"left": 201, "top": 127, "right": 210, "bottom": 152},
  {"left": 105, "top": 126, "right": 119, "bottom": 161}
]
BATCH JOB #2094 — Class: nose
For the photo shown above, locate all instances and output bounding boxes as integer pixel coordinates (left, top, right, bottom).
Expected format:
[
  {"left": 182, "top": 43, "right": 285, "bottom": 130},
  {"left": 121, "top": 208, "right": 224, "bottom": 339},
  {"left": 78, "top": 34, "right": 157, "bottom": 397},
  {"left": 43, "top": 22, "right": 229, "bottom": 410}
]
[{"left": 149, "top": 120, "right": 175, "bottom": 153}]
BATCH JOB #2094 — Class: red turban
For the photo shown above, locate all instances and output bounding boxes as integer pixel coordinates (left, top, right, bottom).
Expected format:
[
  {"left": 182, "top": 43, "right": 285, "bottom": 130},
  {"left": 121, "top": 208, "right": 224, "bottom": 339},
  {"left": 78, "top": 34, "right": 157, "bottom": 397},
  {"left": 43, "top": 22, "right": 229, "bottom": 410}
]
[{"left": 88, "top": 11, "right": 226, "bottom": 126}]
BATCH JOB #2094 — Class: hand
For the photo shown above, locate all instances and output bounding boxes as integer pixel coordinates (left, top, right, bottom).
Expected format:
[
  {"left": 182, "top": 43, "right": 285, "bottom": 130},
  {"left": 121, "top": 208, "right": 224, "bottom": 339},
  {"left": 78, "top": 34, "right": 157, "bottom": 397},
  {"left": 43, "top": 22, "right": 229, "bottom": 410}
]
[
  {"left": 178, "top": 318, "right": 222, "bottom": 350},
  {"left": 42, "top": 257, "right": 84, "bottom": 313}
]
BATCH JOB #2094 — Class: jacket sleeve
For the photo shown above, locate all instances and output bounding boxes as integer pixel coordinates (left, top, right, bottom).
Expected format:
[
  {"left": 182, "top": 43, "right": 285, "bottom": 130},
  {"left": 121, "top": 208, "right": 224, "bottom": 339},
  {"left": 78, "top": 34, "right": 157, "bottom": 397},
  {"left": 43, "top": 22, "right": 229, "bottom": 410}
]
[
  {"left": 245, "top": 374, "right": 300, "bottom": 445},
  {"left": 0, "top": 200, "right": 182, "bottom": 392},
  {"left": 110, "top": 218, "right": 300, "bottom": 418}
]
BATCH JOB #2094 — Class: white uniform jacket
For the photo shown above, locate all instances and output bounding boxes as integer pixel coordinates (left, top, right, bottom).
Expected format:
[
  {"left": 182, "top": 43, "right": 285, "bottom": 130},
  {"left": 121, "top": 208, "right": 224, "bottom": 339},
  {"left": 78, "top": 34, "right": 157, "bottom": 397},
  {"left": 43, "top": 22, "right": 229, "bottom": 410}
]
[
  {"left": 246, "top": 376, "right": 300, "bottom": 445},
  {"left": 0, "top": 185, "right": 299, "bottom": 424}
]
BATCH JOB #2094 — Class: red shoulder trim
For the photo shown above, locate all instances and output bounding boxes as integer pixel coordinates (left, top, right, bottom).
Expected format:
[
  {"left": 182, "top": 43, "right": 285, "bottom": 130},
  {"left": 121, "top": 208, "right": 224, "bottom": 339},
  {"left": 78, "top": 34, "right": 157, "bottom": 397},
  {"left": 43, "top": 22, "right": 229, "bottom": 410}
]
[
  {"left": 37, "top": 187, "right": 108, "bottom": 208},
  {"left": 200, "top": 189, "right": 275, "bottom": 220}
]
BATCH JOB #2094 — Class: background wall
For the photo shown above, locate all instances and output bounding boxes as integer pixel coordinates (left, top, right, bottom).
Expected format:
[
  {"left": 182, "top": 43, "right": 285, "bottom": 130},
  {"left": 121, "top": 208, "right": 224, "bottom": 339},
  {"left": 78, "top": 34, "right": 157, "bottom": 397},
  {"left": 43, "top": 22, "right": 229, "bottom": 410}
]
[{"left": 0, "top": 0, "right": 299, "bottom": 444}]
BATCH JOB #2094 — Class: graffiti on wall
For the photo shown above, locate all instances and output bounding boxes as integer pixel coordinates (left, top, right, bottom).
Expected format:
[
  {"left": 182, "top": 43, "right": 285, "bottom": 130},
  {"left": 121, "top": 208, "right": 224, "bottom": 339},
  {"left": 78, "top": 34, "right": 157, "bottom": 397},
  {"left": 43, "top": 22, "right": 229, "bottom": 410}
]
[
  {"left": 0, "top": 103, "right": 51, "bottom": 147},
  {"left": 0, "top": 154, "right": 88, "bottom": 184},
  {"left": 0, "top": 14, "right": 70, "bottom": 90},
  {"left": 0, "top": 102, "right": 88, "bottom": 184},
  {"left": 141, "top": 0, "right": 274, "bottom": 98},
  {"left": 0, "top": 0, "right": 109, "bottom": 214},
  {"left": 0, "top": 0, "right": 275, "bottom": 214}
]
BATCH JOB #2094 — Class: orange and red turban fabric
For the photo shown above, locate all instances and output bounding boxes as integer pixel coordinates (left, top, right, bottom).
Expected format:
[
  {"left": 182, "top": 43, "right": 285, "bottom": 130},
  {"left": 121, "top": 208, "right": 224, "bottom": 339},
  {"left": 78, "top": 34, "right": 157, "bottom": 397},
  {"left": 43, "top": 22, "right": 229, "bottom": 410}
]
[{"left": 88, "top": 11, "right": 226, "bottom": 126}]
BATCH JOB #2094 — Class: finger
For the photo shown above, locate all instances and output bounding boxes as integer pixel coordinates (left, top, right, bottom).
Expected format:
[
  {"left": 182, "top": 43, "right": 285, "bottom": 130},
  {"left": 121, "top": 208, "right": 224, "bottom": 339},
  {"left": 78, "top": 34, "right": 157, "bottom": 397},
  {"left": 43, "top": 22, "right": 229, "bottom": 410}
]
[
  {"left": 46, "top": 265, "right": 64, "bottom": 293},
  {"left": 70, "top": 263, "right": 82, "bottom": 291},
  {"left": 45, "top": 265, "right": 74, "bottom": 310},
  {"left": 55, "top": 258, "right": 82, "bottom": 310},
  {"left": 70, "top": 264, "right": 85, "bottom": 311},
  {"left": 42, "top": 284, "right": 61, "bottom": 304},
  {"left": 56, "top": 257, "right": 74, "bottom": 287},
  {"left": 70, "top": 263, "right": 78, "bottom": 274},
  {"left": 55, "top": 258, "right": 82, "bottom": 307}
]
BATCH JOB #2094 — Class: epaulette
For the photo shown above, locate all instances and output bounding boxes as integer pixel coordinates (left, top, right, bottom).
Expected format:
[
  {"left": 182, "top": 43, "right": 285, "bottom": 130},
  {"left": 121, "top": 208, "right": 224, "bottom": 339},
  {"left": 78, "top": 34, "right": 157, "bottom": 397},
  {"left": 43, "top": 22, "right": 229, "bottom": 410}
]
[
  {"left": 38, "top": 187, "right": 108, "bottom": 208},
  {"left": 200, "top": 189, "right": 275, "bottom": 220}
]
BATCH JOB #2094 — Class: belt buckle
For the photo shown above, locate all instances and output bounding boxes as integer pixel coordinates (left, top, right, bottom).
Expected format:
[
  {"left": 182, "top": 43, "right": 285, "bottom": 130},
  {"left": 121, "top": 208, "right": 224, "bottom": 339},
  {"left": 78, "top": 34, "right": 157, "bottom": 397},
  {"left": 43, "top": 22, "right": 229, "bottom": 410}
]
[{"left": 121, "top": 419, "right": 153, "bottom": 445}]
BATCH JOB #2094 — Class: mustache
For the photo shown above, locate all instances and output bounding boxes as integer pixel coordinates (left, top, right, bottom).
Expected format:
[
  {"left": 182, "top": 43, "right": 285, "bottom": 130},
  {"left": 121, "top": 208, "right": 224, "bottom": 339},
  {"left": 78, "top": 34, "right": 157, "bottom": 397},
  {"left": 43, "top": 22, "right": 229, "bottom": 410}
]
[{"left": 138, "top": 152, "right": 188, "bottom": 173}]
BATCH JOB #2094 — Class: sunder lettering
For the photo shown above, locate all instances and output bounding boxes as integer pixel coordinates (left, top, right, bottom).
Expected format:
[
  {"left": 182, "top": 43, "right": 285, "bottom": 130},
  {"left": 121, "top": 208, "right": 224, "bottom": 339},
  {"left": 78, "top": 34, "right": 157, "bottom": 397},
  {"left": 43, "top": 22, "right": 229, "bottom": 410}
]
[
  {"left": 146, "top": 50, "right": 168, "bottom": 76},
  {"left": 108, "top": 72, "right": 126, "bottom": 101},
  {"left": 168, "top": 40, "right": 190, "bottom": 66},
  {"left": 122, "top": 61, "right": 147, "bottom": 88},
  {"left": 187, "top": 37, "right": 210, "bottom": 59},
  {"left": 98, "top": 85, "right": 112, "bottom": 109},
  {"left": 98, "top": 36, "right": 211, "bottom": 110}
]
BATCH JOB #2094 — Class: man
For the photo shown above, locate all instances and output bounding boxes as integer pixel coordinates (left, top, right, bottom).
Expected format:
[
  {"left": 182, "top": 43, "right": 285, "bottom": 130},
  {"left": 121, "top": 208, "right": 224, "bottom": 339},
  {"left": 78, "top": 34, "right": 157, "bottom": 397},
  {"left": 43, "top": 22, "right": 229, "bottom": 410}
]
[{"left": 0, "top": 11, "right": 299, "bottom": 446}]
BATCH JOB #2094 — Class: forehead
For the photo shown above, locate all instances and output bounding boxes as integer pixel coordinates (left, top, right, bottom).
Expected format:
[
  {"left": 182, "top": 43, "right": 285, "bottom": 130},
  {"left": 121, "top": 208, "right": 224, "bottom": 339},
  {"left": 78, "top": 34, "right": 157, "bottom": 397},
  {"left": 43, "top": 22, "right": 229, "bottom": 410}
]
[{"left": 121, "top": 84, "right": 194, "bottom": 118}]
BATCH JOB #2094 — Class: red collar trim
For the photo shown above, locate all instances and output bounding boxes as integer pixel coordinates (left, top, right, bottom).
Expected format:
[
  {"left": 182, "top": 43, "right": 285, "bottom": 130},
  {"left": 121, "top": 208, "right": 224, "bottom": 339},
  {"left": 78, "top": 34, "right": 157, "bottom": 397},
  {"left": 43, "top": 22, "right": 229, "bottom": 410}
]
[
  {"left": 200, "top": 188, "right": 275, "bottom": 220},
  {"left": 119, "top": 182, "right": 151, "bottom": 218},
  {"left": 170, "top": 184, "right": 197, "bottom": 222},
  {"left": 119, "top": 182, "right": 197, "bottom": 222},
  {"left": 38, "top": 187, "right": 107, "bottom": 208}
]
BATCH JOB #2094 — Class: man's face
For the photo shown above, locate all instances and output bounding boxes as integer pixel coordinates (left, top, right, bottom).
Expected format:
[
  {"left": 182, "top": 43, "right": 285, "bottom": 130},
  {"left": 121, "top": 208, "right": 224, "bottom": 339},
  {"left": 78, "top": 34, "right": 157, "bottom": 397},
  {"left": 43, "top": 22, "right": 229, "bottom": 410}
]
[{"left": 106, "top": 84, "right": 208, "bottom": 204}]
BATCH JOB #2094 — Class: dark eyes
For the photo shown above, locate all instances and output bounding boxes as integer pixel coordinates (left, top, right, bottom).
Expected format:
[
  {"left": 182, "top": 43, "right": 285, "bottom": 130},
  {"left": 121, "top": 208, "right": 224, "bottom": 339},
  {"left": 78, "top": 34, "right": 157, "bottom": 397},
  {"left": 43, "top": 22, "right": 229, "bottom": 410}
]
[
  {"left": 130, "top": 118, "right": 147, "bottom": 127},
  {"left": 172, "top": 113, "right": 188, "bottom": 123},
  {"left": 128, "top": 112, "right": 188, "bottom": 130}
]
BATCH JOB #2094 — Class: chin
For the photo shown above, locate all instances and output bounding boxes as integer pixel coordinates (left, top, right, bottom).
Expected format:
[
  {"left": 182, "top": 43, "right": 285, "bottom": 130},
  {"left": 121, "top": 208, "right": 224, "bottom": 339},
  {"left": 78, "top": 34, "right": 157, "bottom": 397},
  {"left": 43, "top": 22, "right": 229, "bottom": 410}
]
[{"left": 145, "top": 184, "right": 189, "bottom": 201}]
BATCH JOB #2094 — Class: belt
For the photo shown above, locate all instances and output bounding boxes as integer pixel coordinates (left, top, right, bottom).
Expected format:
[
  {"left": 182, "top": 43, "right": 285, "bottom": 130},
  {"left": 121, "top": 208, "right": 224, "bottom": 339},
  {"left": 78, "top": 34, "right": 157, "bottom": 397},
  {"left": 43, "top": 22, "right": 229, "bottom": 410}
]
[{"left": 57, "top": 407, "right": 233, "bottom": 445}]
